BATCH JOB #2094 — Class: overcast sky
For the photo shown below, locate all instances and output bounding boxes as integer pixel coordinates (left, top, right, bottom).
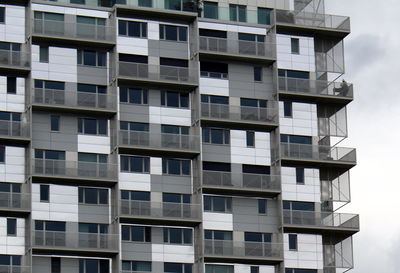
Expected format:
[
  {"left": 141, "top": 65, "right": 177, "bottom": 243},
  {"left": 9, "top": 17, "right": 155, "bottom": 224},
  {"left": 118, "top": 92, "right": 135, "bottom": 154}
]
[{"left": 325, "top": 1, "right": 400, "bottom": 272}]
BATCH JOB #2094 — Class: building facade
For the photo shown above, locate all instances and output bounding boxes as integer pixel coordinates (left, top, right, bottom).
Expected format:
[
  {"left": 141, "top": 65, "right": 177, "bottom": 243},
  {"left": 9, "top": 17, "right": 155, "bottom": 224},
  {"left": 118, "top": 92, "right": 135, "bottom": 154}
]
[{"left": 0, "top": 0, "right": 359, "bottom": 273}]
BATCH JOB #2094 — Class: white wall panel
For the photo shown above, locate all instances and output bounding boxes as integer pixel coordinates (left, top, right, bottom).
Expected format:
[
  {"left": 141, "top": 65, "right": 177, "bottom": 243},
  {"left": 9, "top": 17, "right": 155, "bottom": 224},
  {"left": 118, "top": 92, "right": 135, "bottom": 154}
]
[
  {"left": 77, "top": 135, "right": 110, "bottom": 154},
  {"left": 281, "top": 167, "right": 320, "bottom": 202},
  {"left": 32, "top": 4, "right": 109, "bottom": 18},
  {"left": 279, "top": 102, "right": 318, "bottom": 136},
  {"left": 277, "top": 34, "right": 315, "bottom": 72},
  {"left": 0, "top": 217, "right": 25, "bottom": 255},
  {"left": 0, "top": 5, "right": 25, "bottom": 43},
  {"left": 119, "top": 173, "right": 151, "bottom": 191},
  {"left": 0, "top": 76, "right": 25, "bottom": 112},
  {"left": 149, "top": 106, "right": 191, "bottom": 126},
  {"left": 230, "top": 130, "right": 271, "bottom": 165},
  {"left": 198, "top": 22, "right": 267, "bottom": 35},
  {"left": 0, "top": 146, "right": 25, "bottom": 183},
  {"left": 203, "top": 212, "right": 233, "bottom": 230},
  {"left": 284, "top": 233, "right": 323, "bottom": 269},
  {"left": 199, "top": 78, "right": 229, "bottom": 96},
  {"left": 152, "top": 244, "right": 194, "bottom": 263},
  {"left": 117, "top": 37, "right": 149, "bottom": 55}
]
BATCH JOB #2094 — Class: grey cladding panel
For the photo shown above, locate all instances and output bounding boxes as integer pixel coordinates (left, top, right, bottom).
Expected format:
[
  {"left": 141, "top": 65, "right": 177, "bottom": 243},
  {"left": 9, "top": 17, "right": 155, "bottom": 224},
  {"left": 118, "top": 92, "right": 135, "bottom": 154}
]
[
  {"left": 121, "top": 242, "right": 152, "bottom": 260},
  {"left": 77, "top": 66, "right": 108, "bottom": 85},
  {"left": 148, "top": 40, "right": 189, "bottom": 59},
  {"left": 119, "top": 104, "right": 149, "bottom": 123},
  {"left": 78, "top": 204, "right": 110, "bottom": 223},
  {"left": 202, "top": 144, "right": 230, "bottom": 162},
  {"left": 151, "top": 175, "right": 192, "bottom": 194}
]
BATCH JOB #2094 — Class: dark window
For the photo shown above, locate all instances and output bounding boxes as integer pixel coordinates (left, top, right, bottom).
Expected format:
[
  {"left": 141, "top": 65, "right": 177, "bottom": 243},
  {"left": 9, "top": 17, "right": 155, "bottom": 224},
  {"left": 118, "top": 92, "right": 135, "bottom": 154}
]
[
  {"left": 40, "top": 46, "right": 49, "bottom": 63},
  {"left": 121, "top": 191, "right": 151, "bottom": 201},
  {"left": 120, "top": 121, "right": 149, "bottom": 132},
  {"left": 79, "top": 259, "right": 109, "bottom": 273},
  {"left": 201, "top": 95, "right": 229, "bottom": 104},
  {"left": 238, "top": 33, "right": 264, "bottom": 42},
  {"left": 40, "top": 185, "right": 49, "bottom": 202},
  {"left": 242, "top": 165, "right": 270, "bottom": 174},
  {"left": 78, "top": 118, "right": 108, "bottom": 135},
  {"left": 0, "top": 7, "right": 5, "bottom": 23},
  {"left": 121, "top": 225, "right": 151, "bottom": 242},
  {"left": 164, "top": 263, "right": 192, "bottom": 273},
  {"left": 119, "top": 88, "right": 148, "bottom": 104},
  {"left": 199, "top": 29, "right": 227, "bottom": 38},
  {"left": 202, "top": 128, "right": 230, "bottom": 145},
  {"left": 240, "top": 98, "right": 267, "bottom": 108},
  {"left": 160, "top": 57, "right": 188, "bottom": 67},
  {"left": 160, "top": 24, "right": 187, "bottom": 42},
  {"left": 244, "top": 232, "right": 271, "bottom": 242},
  {"left": 250, "top": 267, "right": 259, "bottom": 273},
  {"left": 120, "top": 155, "right": 150, "bottom": 173},
  {"left": 77, "top": 50, "right": 106, "bottom": 67},
  {"left": 296, "top": 167, "right": 305, "bottom": 184},
  {"left": 206, "top": 265, "right": 234, "bottom": 273},
  {"left": 163, "top": 228, "right": 192, "bottom": 244},
  {"left": 285, "top": 270, "right": 318, "bottom": 273},
  {"left": 203, "top": 196, "right": 232, "bottom": 213},
  {"left": 246, "top": 131, "right": 255, "bottom": 147},
  {"left": 161, "top": 91, "right": 189, "bottom": 108},
  {"left": 50, "top": 115, "right": 60, "bottom": 131},
  {"left": 288, "top": 234, "right": 298, "bottom": 250},
  {"left": 280, "top": 134, "right": 312, "bottom": 144},
  {"left": 51, "top": 257, "right": 61, "bottom": 273},
  {"left": 204, "top": 230, "right": 233, "bottom": 240},
  {"left": 203, "top": 1, "right": 218, "bottom": 19},
  {"left": 6, "top": 77, "right": 16, "bottom": 94},
  {"left": 279, "top": 69, "right": 310, "bottom": 79},
  {"left": 138, "top": 0, "right": 152, "bottom": 7},
  {"left": 229, "top": 4, "right": 246, "bottom": 22},
  {"left": 0, "top": 255, "right": 21, "bottom": 266},
  {"left": 162, "top": 158, "right": 190, "bottom": 175},
  {"left": 122, "top": 261, "right": 152, "bottom": 272},
  {"left": 202, "top": 162, "right": 231, "bottom": 172},
  {"left": 79, "top": 187, "right": 108, "bottom": 205},
  {"left": 0, "top": 183, "right": 20, "bottom": 193},
  {"left": 257, "top": 8, "right": 272, "bottom": 25},
  {"left": 283, "top": 101, "right": 292, "bottom": 117},
  {"left": 161, "top": 125, "right": 189, "bottom": 135},
  {"left": 35, "top": 150, "right": 65, "bottom": 160},
  {"left": 7, "top": 218, "right": 16, "bottom": 236},
  {"left": 119, "top": 53, "right": 148, "bottom": 64},
  {"left": 258, "top": 199, "right": 267, "bottom": 214},
  {"left": 200, "top": 62, "right": 228, "bottom": 79},
  {"left": 35, "top": 220, "right": 66, "bottom": 232},
  {"left": 291, "top": 38, "right": 300, "bottom": 54},
  {"left": 283, "top": 201, "right": 315, "bottom": 211},
  {"left": 79, "top": 223, "right": 108, "bottom": 234},
  {"left": 118, "top": 20, "right": 147, "bottom": 38},
  {"left": 254, "top": 67, "right": 262, "bottom": 81},
  {"left": 34, "top": 80, "right": 65, "bottom": 90},
  {"left": 163, "top": 193, "right": 191, "bottom": 204},
  {"left": 78, "top": 84, "right": 106, "bottom": 94}
]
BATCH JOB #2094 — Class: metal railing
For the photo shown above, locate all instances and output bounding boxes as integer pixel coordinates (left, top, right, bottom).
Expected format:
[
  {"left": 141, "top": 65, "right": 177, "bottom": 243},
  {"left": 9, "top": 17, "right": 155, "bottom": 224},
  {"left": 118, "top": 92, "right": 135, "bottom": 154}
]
[
  {"left": 0, "top": 49, "right": 30, "bottom": 68},
  {"left": 118, "top": 62, "right": 197, "bottom": 84},
  {"left": 203, "top": 171, "right": 280, "bottom": 192},
  {"left": 39, "top": 0, "right": 114, "bottom": 8},
  {"left": 0, "top": 120, "right": 30, "bottom": 138},
  {"left": 32, "top": 88, "right": 117, "bottom": 111},
  {"left": 278, "top": 77, "right": 353, "bottom": 98},
  {"left": 283, "top": 210, "right": 359, "bottom": 230},
  {"left": 203, "top": 239, "right": 283, "bottom": 259},
  {"left": 0, "top": 192, "right": 30, "bottom": 210},
  {"left": 324, "top": 237, "right": 354, "bottom": 271},
  {"left": 199, "top": 37, "right": 275, "bottom": 59},
  {"left": 32, "top": 159, "right": 118, "bottom": 181},
  {"left": 119, "top": 131, "right": 200, "bottom": 152},
  {"left": 33, "top": 19, "right": 114, "bottom": 42},
  {"left": 276, "top": 10, "right": 350, "bottom": 32},
  {"left": 201, "top": 103, "right": 277, "bottom": 124},
  {"left": 0, "top": 266, "right": 31, "bottom": 273},
  {"left": 32, "top": 230, "right": 118, "bottom": 251},
  {"left": 280, "top": 143, "right": 356, "bottom": 163},
  {"left": 120, "top": 200, "right": 201, "bottom": 221}
]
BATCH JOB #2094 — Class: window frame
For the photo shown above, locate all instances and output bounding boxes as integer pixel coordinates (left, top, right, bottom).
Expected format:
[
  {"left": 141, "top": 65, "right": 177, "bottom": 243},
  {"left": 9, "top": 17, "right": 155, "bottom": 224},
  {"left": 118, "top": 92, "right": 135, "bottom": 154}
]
[
  {"left": 121, "top": 225, "right": 151, "bottom": 242},
  {"left": 246, "top": 131, "right": 255, "bottom": 147},
  {"left": 119, "top": 87, "right": 148, "bottom": 105},
  {"left": 6, "top": 77, "right": 16, "bottom": 94},
  {"left": 77, "top": 49, "right": 107, "bottom": 67},
  {"left": 78, "top": 187, "right": 109, "bottom": 205},
  {"left": 40, "top": 184, "right": 50, "bottom": 202},
  {"left": 258, "top": 199, "right": 267, "bottom": 214},
  {"left": 50, "top": 115, "right": 60, "bottom": 132},
  {"left": 77, "top": 117, "right": 108, "bottom": 136},
  {"left": 120, "top": 155, "right": 150, "bottom": 174},
  {"left": 159, "top": 24, "right": 188, "bottom": 42},
  {"left": 202, "top": 127, "right": 230, "bottom": 145},
  {"left": 118, "top": 20, "right": 147, "bottom": 38},
  {"left": 203, "top": 195, "right": 232, "bottom": 213},
  {"left": 0, "top": 7, "right": 5, "bottom": 24},
  {"left": 163, "top": 227, "right": 193, "bottom": 245},
  {"left": 162, "top": 158, "right": 191, "bottom": 176},
  {"left": 160, "top": 91, "right": 189, "bottom": 109},
  {"left": 291, "top": 38, "right": 300, "bottom": 54},
  {"left": 288, "top": 234, "right": 298, "bottom": 251},
  {"left": 283, "top": 101, "right": 293, "bottom": 118},
  {"left": 7, "top": 218, "right": 16, "bottom": 236}
]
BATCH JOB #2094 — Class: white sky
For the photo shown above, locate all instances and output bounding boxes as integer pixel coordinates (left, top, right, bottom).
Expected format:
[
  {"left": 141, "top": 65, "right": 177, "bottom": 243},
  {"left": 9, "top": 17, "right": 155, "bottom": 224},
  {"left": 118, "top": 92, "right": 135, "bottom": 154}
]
[{"left": 325, "top": 1, "right": 400, "bottom": 272}]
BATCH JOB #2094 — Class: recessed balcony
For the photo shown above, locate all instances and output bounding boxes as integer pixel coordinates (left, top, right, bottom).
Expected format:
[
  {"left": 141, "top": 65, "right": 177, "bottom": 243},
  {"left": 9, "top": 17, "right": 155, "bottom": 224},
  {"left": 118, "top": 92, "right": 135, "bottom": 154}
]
[
  {"left": 0, "top": 192, "right": 30, "bottom": 213},
  {"left": 202, "top": 170, "right": 280, "bottom": 196},
  {"left": 280, "top": 143, "right": 356, "bottom": 168},
  {"left": 275, "top": 10, "right": 350, "bottom": 37},
  {"left": 278, "top": 77, "right": 353, "bottom": 103},
  {"left": 119, "top": 131, "right": 200, "bottom": 155},
  {"left": 200, "top": 103, "right": 278, "bottom": 130},
  {"left": 118, "top": 62, "right": 198, "bottom": 88},
  {"left": 199, "top": 37, "right": 276, "bottom": 62},
  {"left": 0, "top": 49, "right": 30, "bottom": 74},
  {"left": 120, "top": 200, "right": 201, "bottom": 225},
  {"left": 283, "top": 210, "right": 359, "bottom": 234},
  {"left": 203, "top": 239, "right": 283, "bottom": 262},
  {"left": 31, "top": 159, "right": 118, "bottom": 183},
  {"left": 0, "top": 120, "right": 30, "bottom": 144},
  {"left": 32, "top": 88, "right": 117, "bottom": 115}
]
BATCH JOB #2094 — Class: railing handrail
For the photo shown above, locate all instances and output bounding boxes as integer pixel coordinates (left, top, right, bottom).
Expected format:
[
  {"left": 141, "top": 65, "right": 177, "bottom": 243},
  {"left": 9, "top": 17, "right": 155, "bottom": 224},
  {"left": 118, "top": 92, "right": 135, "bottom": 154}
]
[
  {"left": 33, "top": 18, "right": 113, "bottom": 28},
  {"left": 33, "top": 158, "right": 118, "bottom": 166},
  {"left": 200, "top": 102, "right": 277, "bottom": 110},
  {"left": 33, "top": 88, "right": 116, "bottom": 96},
  {"left": 120, "top": 130, "right": 199, "bottom": 138},
  {"left": 283, "top": 209, "right": 358, "bottom": 217},
  {"left": 118, "top": 61, "right": 196, "bottom": 71},
  {"left": 203, "top": 170, "right": 279, "bottom": 177},
  {"left": 199, "top": 36, "right": 275, "bottom": 45},
  {"left": 204, "top": 238, "right": 282, "bottom": 246},
  {"left": 34, "top": 230, "right": 118, "bottom": 236},
  {"left": 121, "top": 199, "right": 201, "bottom": 207},
  {"left": 280, "top": 142, "right": 355, "bottom": 151}
]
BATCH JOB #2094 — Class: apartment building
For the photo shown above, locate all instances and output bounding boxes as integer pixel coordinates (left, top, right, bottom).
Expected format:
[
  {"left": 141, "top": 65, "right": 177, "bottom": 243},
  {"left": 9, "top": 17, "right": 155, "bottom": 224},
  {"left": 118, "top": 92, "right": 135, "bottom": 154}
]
[{"left": 0, "top": 0, "right": 359, "bottom": 273}]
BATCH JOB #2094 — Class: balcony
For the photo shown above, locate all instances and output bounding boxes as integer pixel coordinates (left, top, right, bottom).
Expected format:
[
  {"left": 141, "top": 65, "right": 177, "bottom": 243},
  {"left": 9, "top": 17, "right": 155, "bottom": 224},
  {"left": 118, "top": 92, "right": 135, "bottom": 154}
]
[
  {"left": 0, "top": 49, "right": 30, "bottom": 73},
  {"left": 0, "top": 192, "right": 30, "bottom": 213},
  {"left": 119, "top": 131, "right": 200, "bottom": 155},
  {"left": 200, "top": 103, "right": 277, "bottom": 129},
  {"left": 199, "top": 37, "right": 275, "bottom": 62},
  {"left": 0, "top": 266, "right": 31, "bottom": 273},
  {"left": 32, "top": 159, "right": 118, "bottom": 183},
  {"left": 202, "top": 171, "right": 280, "bottom": 195},
  {"left": 120, "top": 200, "right": 201, "bottom": 225},
  {"left": 32, "top": 230, "right": 119, "bottom": 253},
  {"left": 0, "top": 120, "right": 30, "bottom": 144},
  {"left": 200, "top": 6, "right": 271, "bottom": 26},
  {"left": 283, "top": 210, "right": 359, "bottom": 234},
  {"left": 203, "top": 239, "right": 283, "bottom": 262},
  {"left": 32, "top": 19, "right": 115, "bottom": 47},
  {"left": 32, "top": 88, "right": 117, "bottom": 115},
  {"left": 323, "top": 237, "right": 354, "bottom": 273},
  {"left": 118, "top": 62, "right": 198, "bottom": 88},
  {"left": 278, "top": 77, "right": 353, "bottom": 103},
  {"left": 280, "top": 143, "right": 356, "bottom": 167},
  {"left": 275, "top": 10, "right": 350, "bottom": 37}
]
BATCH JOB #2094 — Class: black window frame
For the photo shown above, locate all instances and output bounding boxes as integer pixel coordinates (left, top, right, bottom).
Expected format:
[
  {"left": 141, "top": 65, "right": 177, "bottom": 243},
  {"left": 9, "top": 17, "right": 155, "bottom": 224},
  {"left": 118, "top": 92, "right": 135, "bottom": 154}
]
[
  {"left": 6, "top": 77, "right": 16, "bottom": 94},
  {"left": 160, "top": 91, "right": 189, "bottom": 109},
  {"left": 120, "top": 155, "right": 150, "bottom": 173},
  {"left": 78, "top": 187, "right": 109, "bottom": 205},
  {"left": 246, "top": 131, "right": 255, "bottom": 147},
  {"left": 159, "top": 24, "right": 188, "bottom": 42},
  {"left": 40, "top": 184, "right": 49, "bottom": 202},
  {"left": 203, "top": 195, "right": 232, "bottom": 213},
  {"left": 288, "top": 234, "right": 298, "bottom": 251},
  {"left": 254, "top": 66, "right": 262, "bottom": 82},
  {"left": 283, "top": 101, "right": 293, "bottom": 118},
  {"left": 258, "top": 199, "right": 267, "bottom": 214},
  {"left": 50, "top": 115, "right": 60, "bottom": 131},
  {"left": 121, "top": 225, "right": 151, "bottom": 242},
  {"left": 77, "top": 49, "right": 107, "bottom": 67},
  {"left": 78, "top": 117, "right": 108, "bottom": 136},
  {"left": 202, "top": 128, "right": 230, "bottom": 145},
  {"left": 296, "top": 167, "right": 305, "bottom": 184},
  {"left": 291, "top": 38, "right": 300, "bottom": 54},
  {"left": 163, "top": 227, "right": 193, "bottom": 245},
  {"left": 6, "top": 218, "right": 16, "bottom": 236},
  {"left": 119, "top": 87, "right": 148, "bottom": 104},
  {"left": 118, "top": 20, "right": 147, "bottom": 38},
  {"left": 0, "top": 7, "right": 5, "bottom": 24},
  {"left": 162, "top": 158, "right": 191, "bottom": 176}
]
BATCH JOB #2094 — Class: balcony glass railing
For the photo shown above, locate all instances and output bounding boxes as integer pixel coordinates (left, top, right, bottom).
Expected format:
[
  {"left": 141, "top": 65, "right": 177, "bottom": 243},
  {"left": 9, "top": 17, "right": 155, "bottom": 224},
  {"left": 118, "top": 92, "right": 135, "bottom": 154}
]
[
  {"left": 200, "top": 7, "right": 271, "bottom": 26},
  {"left": 324, "top": 237, "right": 354, "bottom": 272},
  {"left": 199, "top": 37, "right": 275, "bottom": 59},
  {"left": 33, "top": 20, "right": 114, "bottom": 42},
  {"left": 276, "top": 10, "right": 350, "bottom": 32},
  {"left": 203, "top": 170, "right": 280, "bottom": 192},
  {"left": 119, "top": 131, "right": 200, "bottom": 152},
  {"left": 280, "top": 143, "right": 356, "bottom": 163},
  {"left": 118, "top": 62, "right": 198, "bottom": 84},
  {"left": 201, "top": 103, "right": 277, "bottom": 124},
  {"left": 203, "top": 239, "right": 283, "bottom": 259},
  {"left": 0, "top": 49, "right": 30, "bottom": 69},
  {"left": 0, "top": 120, "right": 30, "bottom": 139},
  {"left": 32, "top": 230, "right": 118, "bottom": 251},
  {"left": 32, "top": 89, "right": 117, "bottom": 111},
  {"left": 283, "top": 210, "right": 359, "bottom": 230},
  {"left": 0, "top": 192, "right": 30, "bottom": 211},
  {"left": 32, "top": 159, "right": 118, "bottom": 181},
  {"left": 120, "top": 200, "right": 201, "bottom": 221},
  {"left": 278, "top": 77, "right": 353, "bottom": 99}
]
